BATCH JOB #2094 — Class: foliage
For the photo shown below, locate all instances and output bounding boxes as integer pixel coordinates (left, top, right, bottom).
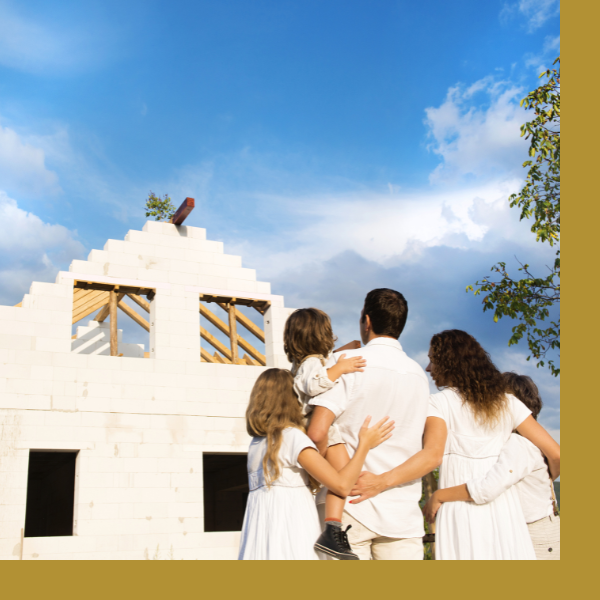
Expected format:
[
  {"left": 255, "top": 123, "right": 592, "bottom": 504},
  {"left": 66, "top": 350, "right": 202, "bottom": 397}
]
[
  {"left": 145, "top": 191, "right": 176, "bottom": 221},
  {"left": 468, "top": 58, "right": 560, "bottom": 377}
]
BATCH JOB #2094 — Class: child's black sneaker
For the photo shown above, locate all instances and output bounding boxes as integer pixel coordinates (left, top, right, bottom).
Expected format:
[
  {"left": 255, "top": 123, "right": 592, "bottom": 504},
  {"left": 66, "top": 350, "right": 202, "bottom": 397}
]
[{"left": 314, "top": 523, "right": 359, "bottom": 560}]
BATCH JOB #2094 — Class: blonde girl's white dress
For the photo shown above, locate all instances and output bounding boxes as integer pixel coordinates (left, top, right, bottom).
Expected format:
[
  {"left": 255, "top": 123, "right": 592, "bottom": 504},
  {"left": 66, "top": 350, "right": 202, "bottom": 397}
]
[
  {"left": 428, "top": 390, "right": 537, "bottom": 560},
  {"left": 238, "top": 427, "right": 322, "bottom": 560}
]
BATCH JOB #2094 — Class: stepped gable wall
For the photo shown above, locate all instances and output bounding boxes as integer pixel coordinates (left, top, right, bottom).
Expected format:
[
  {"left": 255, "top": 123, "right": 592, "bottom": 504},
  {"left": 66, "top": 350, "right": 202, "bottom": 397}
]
[{"left": 0, "top": 220, "right": 295, "bottom": 559}]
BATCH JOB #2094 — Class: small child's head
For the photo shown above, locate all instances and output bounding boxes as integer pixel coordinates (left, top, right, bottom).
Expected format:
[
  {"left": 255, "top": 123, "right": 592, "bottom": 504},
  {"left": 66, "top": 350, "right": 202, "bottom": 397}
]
[
  {"left": 283, "top": 308, "right": 337, "bottom": 365},
  {"left": 502, "top": 372, "right": 543, "bottom": 420},
  {"left": 246, "top": 368, "right": 305, "bottom": 487}
]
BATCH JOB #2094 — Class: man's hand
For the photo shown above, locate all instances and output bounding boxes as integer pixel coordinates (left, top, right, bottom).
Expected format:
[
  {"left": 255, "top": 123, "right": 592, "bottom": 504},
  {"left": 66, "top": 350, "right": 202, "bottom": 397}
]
[
  {"left": 349, "top": 471, "right": 388, "bottom": 504},
  {"left": 333, "top": 340, "right": 361, "bottom": 353},
  {"left": 423, "top": 491, "right": 442, "bottom": 524}
]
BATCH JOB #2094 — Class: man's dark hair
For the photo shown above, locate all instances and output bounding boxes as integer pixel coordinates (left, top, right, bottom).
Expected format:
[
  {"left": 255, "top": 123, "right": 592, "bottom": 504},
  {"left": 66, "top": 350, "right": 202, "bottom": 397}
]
[{"left": 361, "top": 288, "right": 408, "bottom": 339}]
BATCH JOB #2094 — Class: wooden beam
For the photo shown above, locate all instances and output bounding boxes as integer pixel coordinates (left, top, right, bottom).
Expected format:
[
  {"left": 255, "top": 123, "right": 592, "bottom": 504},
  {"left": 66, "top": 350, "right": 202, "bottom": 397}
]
[
  {"left": 200, "top": 303, "right": 229, "bottom": 336},
  {"left": 200, "top": 293, "right": 270, "bottom": 312},
  {"left": 169, "top": 197, "right": 195, "bottom": 225},
  {"left": 217, "top": 302, "right": 265, "bottom": 342},
  {"left": 128, "top": 293, "right": 150, "bottom": 313},
  {"left": 118, "top": 300, "right": 150, "bottom": 332},
  {"left": 199, "top": 303, "right": 266, "bottom": 365},
  {"left": 74, "top": 281, "right": 153, "bottom": 295},
  {"left": 109, "top": 289, "right": 118, "bottom": 357},
  {"left": 227, "top": 303, "right": 239, "bottom": 364},
  {"left": 242, "top": 353, "right": 259, "bottom": 366},
  {"left": 201, "top": 347, "right": 217, "bottom": 363},
  {"left": 73, "top": 289, "right": 106, "bottom": 312},
  {"left": 200, "top": 326, "right": 233, "bottom": 361},
  {"left": 213, "top": 352, "right": 232, "bottom": 364},
  {"left": 72, "top": 295, "right": 111, "bottom": 324},
  {"left": 95, "top": 293, "right": 124, "bottom": 322}
]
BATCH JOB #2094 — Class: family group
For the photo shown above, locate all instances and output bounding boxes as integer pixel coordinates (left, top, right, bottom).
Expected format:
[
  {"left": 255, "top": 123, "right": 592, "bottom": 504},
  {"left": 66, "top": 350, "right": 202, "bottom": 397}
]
[{"left": 237, "top": 288, "right": 560, "bottom": 560}]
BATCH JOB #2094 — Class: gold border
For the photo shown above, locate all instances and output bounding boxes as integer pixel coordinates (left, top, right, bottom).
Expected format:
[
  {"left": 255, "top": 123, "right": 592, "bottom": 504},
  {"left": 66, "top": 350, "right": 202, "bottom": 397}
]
[{"left": 1, "top": 1, "right": 582, "bottom": 597}]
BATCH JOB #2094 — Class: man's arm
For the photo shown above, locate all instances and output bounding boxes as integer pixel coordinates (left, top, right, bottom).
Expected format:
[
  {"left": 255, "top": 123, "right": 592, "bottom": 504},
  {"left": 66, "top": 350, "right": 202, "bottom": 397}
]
[
  {"left": 307, "top": 406, "right": 336, "bottom": 456},
  {"left": 350, "top": 416, "right": 447, "bottom": 504}
]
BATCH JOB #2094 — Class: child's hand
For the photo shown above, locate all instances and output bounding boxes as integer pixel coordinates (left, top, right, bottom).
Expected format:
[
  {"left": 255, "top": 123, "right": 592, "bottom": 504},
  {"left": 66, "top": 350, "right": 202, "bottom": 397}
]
[
  {"left": 358, "top": 415, "right": 395, "bottom": 449},
  {"left": 423, "top": 491, "right": 442, "bottom": 524},
  {"left": 336, "top": 353, "right": 366, "bottom": 374}
]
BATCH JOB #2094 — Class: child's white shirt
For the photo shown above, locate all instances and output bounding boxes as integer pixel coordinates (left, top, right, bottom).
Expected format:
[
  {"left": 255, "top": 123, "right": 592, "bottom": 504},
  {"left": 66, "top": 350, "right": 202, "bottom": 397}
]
[{"left": 292, "top": 355, "right": 336, "bottom": 416}]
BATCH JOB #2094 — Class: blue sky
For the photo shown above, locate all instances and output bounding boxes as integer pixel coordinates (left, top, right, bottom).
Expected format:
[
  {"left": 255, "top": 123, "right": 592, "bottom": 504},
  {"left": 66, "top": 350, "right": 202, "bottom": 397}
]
[{"left": 0, "top": 0, "right": 560, "bottom": 437}]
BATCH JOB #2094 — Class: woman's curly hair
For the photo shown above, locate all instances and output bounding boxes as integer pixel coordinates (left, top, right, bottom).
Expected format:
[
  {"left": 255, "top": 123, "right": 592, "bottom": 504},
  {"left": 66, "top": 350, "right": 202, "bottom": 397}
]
[{"left": 429, "top": 329, "right": 507, "bottom": 427}]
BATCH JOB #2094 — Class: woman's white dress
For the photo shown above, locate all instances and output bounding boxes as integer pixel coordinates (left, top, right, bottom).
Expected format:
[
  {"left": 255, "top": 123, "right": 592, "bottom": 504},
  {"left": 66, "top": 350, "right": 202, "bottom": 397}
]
[
  {"left": 429, "top": 390, "right": 537, "bottom": 560},
  {"left": 238, "top": 427, "right": 322, "bottom": 560}
]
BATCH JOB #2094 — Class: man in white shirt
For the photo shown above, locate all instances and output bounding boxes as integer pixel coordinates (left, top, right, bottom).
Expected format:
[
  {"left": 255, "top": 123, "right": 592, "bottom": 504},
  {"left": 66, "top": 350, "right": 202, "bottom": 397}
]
[{"left": 307, "top": 288, "right": 430, "bottom": 560}]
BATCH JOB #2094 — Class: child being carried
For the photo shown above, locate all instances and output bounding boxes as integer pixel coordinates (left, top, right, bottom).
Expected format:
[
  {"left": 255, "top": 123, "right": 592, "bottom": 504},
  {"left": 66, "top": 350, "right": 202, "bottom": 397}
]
[{"left": 284, "top": 308, "right": 366, "bottom": 560}]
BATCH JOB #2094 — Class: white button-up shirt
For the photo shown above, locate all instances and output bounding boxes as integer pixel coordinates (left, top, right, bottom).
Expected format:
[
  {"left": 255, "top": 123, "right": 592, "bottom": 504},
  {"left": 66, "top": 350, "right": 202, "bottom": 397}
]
[
  {"left": 467, "top": 433, "right": 556, "bottom": 524},
  {"left": 310, "top": 337, "right": 430, "bottom": 539}
]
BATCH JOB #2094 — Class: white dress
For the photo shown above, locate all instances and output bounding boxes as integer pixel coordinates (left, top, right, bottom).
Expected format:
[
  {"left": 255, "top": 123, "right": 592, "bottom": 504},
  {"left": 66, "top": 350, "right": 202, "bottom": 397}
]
[
  {"left": 428, "top": 390, "right": 537, "bottom": 560},
  {"left": 238, "top": 428, "right": 322, "bottom": 560}
]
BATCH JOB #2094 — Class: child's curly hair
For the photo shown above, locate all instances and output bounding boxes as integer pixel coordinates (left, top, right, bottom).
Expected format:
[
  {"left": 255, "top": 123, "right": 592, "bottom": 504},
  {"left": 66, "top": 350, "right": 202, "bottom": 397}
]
[
  {"left": 429, "top": 329, "right": 507, "bottom": 427},
  {"left": 283, "top": 308, "right": 337, "bottom": 365},
  {"left": 502, "top": 372, "right": 543, "bottom": 419}
]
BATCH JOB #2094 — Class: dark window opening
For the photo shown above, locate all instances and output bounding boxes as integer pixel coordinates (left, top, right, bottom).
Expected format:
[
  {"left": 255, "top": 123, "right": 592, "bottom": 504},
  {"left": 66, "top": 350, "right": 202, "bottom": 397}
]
[
  {"left": 24, "top": 451, "right": 77, "bottom": 538},
  {"left": 203, "top": 453, "right": 248, "bottom": 532}
]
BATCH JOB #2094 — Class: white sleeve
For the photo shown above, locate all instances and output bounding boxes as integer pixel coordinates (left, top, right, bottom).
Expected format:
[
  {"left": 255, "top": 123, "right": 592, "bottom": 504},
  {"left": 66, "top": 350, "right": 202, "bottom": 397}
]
[
  {"left": 284, "top": 429, "right": 318, "bottom": 468},
  {"left": 427, "top": 392, "right": 446, "bottom": 421},
  {"left": 294, "top": 357, "right": 336, "bottom": 399},
  {"left": 309, "top": 353, "right": 351, "bottom": 419},
  {"left": 466, "top": 435, "right": 537, "bottom": 504},
  {"left": 508, "top": 394, "right": 533, "bottom": 429}
]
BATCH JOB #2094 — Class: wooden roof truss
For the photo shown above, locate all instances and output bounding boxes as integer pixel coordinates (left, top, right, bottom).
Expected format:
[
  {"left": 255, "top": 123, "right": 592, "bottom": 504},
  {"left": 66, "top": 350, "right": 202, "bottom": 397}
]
[{"left": 199, "top": 294, "right": 268, "bottom": 366}]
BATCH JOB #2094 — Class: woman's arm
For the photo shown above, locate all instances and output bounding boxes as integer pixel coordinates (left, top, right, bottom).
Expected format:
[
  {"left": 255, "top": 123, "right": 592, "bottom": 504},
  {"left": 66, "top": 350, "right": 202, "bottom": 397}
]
[
  {"left": 349, "top": 416, "right": 448, "bottom": 504},
  {"left": 299, "top": 416, "right": 394, "bottom": 497},
  {"left": 516, "top": 416, "right": 560, "bottom": 479},
  {"left": 423, "top": 484, "right": 472, "bottom": 523}
]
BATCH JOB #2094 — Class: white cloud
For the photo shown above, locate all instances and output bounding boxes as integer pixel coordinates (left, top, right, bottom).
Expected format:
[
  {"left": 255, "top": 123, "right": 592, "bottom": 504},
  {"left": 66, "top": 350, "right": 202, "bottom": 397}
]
[
  {"left": 424, "top": 78, "right": 528, "bottom": 184},
  {"left": 500, "top": 0, "right": 560, "bottom": 33},
  {"left": 0, "top": 121, "right": 61, "bottom": 196},
  {"left": 0, "top": 192, "right": 85, "bottom": 305}
]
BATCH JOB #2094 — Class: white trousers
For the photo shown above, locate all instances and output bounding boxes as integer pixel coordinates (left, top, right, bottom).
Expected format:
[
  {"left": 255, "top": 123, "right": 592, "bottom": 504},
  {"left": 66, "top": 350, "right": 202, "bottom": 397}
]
[
  {"left": 528, "top": 514, "right": 560, "bottom": 560},
  {"left": 342, "top": 511, "right": 423, "bottom": 560}
]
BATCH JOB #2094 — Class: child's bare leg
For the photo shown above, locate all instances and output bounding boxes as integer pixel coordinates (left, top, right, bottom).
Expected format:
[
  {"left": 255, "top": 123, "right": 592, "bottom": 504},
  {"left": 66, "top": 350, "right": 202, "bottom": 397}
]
[{"left": 325, "top": 444, "right": 350, "bottom": 524}]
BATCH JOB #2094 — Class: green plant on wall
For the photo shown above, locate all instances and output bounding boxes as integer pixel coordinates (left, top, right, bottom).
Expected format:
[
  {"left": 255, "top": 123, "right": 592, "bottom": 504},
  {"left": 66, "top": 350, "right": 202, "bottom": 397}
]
[{"left": 145, "top": 191, "right": 176, "bottom": 222}]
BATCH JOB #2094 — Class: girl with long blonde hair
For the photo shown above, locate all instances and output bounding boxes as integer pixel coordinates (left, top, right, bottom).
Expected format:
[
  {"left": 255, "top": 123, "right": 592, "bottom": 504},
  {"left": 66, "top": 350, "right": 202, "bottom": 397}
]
[{"left": 238, "top": 368, "right": 393, "bottom": 560}]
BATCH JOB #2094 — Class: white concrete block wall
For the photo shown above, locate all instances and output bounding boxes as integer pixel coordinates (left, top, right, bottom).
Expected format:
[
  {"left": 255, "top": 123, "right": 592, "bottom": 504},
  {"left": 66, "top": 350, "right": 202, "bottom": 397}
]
[{"left": 0, "top": 221, "right": 292, "bottom": 559}]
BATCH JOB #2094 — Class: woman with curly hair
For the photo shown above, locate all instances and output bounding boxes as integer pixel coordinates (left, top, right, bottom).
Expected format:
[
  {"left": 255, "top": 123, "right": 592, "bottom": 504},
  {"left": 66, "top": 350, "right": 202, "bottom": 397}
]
[{"left": 423, "top": 330, "right": 559, "bottom": 560}]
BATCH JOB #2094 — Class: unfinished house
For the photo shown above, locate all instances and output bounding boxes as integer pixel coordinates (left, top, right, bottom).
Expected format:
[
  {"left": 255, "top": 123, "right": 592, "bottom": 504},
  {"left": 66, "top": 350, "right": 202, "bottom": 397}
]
[{"left": 0, "top": 198, "right": 295, "bottom": 559}]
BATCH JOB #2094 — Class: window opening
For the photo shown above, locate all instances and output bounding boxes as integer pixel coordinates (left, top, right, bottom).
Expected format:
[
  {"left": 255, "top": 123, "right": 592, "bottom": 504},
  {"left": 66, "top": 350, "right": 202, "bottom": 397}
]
[
  {"left": 71, "top": 281, "right": 154, "bottom": 358},
  {"left": 24, "top": 451, "right": 78, "bottom": 538},
  {"left": 203, "top": 453, "right": 249, "bottom": 532},
  {"left": 199, "top": 294, "right": 268, "bottom": 365}
]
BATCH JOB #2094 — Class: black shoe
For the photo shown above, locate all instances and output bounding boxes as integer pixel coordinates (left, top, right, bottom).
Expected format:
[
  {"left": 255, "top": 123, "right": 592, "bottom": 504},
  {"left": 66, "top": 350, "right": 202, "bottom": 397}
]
[{"left": 314, "top": 523, "right": 359, "bottom": 560}]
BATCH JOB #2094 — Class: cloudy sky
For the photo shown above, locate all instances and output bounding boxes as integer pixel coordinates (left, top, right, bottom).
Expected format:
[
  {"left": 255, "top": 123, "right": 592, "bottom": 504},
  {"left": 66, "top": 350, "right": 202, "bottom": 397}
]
[{"left": 0, "top": 0, "right": 560, "bottom": 438}]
